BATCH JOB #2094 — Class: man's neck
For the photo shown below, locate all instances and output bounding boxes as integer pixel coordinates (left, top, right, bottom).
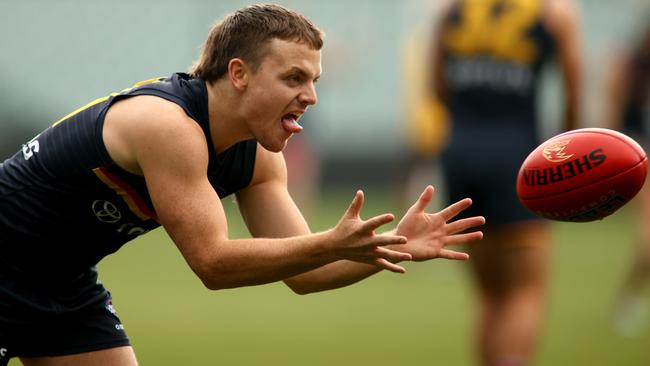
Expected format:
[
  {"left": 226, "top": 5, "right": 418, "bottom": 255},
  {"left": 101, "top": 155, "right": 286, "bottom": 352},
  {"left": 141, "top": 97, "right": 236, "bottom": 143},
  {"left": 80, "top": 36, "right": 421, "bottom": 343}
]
[{"left": 205, "top": 79, "right": 252, "bottom": 154}]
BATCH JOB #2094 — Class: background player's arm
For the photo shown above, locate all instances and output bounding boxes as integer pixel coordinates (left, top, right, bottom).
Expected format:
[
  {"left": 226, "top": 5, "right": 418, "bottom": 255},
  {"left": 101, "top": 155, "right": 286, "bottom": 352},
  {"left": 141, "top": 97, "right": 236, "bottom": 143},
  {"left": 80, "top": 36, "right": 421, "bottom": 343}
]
[
  {"left": 546, "top": 0, "right": 582, "bottom": 131},
  {"left": 603, "top": 53, "right": 631, "bottom": 129},
  {"left": 431, "top": 7, "right": 452, "bottom": 107},
  {"left": 604, "top": 26, "right": 650, "bottom": 129},
  {"left": 102, "top": 96, "right": 410, "bottom": 291},
  {"left": 237, "top": 146, "right": 484, "bottom": 294}
]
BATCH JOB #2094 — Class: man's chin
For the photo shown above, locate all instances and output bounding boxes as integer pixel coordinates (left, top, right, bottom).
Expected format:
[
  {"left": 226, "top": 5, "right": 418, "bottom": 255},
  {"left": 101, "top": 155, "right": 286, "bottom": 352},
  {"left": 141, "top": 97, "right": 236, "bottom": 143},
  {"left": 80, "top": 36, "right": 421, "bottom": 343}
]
[{"left": 260, "top": 139, "right": 289, "bottom": 153}]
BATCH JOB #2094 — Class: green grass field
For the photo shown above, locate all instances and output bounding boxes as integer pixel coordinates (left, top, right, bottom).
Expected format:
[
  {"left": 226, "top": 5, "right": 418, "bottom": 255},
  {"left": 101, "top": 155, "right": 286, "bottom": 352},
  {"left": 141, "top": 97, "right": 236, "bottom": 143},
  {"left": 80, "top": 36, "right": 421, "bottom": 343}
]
[{"left": 10, "top": 191, "right": 650, "bottom": 365}]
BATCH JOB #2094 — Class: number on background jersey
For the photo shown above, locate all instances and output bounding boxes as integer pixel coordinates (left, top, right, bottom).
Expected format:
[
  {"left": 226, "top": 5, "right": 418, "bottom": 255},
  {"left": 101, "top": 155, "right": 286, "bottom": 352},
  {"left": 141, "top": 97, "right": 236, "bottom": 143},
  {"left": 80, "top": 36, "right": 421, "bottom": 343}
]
[{"left": 444, "top": 0, "right": 540, "bottom": 63}]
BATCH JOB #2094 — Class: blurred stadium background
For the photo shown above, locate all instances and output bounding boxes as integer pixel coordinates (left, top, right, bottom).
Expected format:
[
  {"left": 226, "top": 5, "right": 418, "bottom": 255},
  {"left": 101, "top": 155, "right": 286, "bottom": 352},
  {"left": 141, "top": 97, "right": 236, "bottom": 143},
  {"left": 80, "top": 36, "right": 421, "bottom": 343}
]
[{"left": 1, "top": 0, "right": 649, "bottom": 365}]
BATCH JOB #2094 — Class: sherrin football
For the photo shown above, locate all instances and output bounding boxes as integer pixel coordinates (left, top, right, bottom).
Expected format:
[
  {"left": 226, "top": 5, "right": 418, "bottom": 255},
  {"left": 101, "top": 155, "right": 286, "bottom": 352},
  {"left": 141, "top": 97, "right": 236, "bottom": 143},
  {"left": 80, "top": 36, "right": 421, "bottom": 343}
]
[{"left": 516, "top": 128, "right": 648, "bottom": 222}]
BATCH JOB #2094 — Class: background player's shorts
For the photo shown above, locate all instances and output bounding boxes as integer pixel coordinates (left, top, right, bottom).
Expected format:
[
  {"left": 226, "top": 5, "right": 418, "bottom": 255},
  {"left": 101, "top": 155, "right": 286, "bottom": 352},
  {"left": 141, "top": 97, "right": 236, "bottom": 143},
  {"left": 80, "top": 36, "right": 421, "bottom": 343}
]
[
  {"left": 0, "top": 264, "right": 130, "bottom": 364},
  {"left": 441, "top": 126, "right": 541, "bottom": 227}
]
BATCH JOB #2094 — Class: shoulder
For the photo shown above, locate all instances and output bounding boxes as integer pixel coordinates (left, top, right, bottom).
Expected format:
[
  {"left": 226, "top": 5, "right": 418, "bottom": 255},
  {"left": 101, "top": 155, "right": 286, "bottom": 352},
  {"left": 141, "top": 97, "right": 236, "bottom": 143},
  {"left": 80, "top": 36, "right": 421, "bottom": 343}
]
[
  {"left": 109, "top": 95, "right": 195, "bottom": 129},
  {"left": 103, "top": 95, "right": 208, "bottom": 175},
  {"left": 437, "top": 0, "right": 458, "bottom": 28},
  {"left": 544, "top": 0, "right": 580, "bottom": 38}
]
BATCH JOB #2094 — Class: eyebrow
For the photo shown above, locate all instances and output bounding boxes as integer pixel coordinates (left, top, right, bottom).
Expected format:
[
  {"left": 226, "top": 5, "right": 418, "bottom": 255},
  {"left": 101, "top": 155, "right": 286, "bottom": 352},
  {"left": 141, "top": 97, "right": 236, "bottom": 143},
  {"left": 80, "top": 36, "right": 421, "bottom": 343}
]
[{"left": 286, "top": 67, "right": 321, "bottom": 82}]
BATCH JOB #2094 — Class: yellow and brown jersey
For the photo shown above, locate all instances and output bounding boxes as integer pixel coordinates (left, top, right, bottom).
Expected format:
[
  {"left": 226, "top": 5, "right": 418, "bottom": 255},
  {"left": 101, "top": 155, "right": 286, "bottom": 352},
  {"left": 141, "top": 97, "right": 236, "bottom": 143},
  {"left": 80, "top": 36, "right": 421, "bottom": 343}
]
[
  {"left": 0, "top": 73, "right": 256, "bottom": 278},
  {"left": 440, "top": 0, "right": 556, "bottom": 127}
]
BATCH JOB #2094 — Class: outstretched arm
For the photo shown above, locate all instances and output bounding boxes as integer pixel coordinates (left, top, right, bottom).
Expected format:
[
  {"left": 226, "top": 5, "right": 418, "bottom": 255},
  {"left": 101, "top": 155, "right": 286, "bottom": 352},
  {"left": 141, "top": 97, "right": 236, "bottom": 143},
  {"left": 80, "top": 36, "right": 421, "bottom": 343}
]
[
  {"left": 103, "top": 96, "right": 409, "bottom": 291},
  {"left": 297, "top": 186, "right": 484, "bottom": 294},
  {"left": 239, "top": 180, "right": 408, "bottom": 294},
  {"left": 242, "top": 178, "right": 484, "bottom": 294}
]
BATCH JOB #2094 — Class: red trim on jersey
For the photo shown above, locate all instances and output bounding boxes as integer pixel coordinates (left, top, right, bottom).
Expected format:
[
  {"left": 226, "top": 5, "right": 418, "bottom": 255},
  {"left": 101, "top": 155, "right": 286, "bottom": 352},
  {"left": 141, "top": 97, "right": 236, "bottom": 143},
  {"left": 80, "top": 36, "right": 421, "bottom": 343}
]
[{"left": 93, "top": 167, "right": 159, "bottom": 222}]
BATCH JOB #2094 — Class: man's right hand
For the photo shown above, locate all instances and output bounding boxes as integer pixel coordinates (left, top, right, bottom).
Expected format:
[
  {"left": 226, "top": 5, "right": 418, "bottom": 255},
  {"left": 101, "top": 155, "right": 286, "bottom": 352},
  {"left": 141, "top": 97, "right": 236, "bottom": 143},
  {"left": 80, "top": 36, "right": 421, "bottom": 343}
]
[{"left": 328, "top": 190, "right": 411, "bottom": 273}]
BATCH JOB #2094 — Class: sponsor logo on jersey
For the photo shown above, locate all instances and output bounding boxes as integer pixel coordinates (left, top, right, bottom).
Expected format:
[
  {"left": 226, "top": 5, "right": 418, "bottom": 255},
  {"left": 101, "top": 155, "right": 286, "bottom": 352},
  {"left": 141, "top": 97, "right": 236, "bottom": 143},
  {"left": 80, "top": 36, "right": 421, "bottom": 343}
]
[
  {"left": 91, "top": 199, "right": 150, "bottom": 236},
  {"left": 92, "top": 200, "right": 122, "bottom": 223}
]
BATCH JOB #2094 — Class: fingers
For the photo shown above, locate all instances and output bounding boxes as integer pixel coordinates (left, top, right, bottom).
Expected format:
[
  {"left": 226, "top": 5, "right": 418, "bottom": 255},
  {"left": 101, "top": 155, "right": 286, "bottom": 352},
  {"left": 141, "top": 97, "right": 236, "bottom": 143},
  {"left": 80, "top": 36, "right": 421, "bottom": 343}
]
[
  {"left": 437, "top": 249, "right": 470, "bottom": 261},
  {"left": 374, "top": 258, "right": 407, "bottom": 273},
  {"left": 352, "top": 247, "right": 412, "bottom": 273},
  {"left": 344, "top": 190, "right": 365, "bottom": 219},
  {"left": 445, "top": 216, "right": 486, "bottom": 235},
  {"left": 439, "top": 213, "right": 484, "bottom": 247},
  {"left": 361, "top": 213, "right": 396, "bottom": 233},
  {"left": 410, "top": 185, "right": 435, "bottom": 213},
  {"left": 438, "top": 198, "right": 473, "bottom": 222},
  {"left": 371, "top": 233, "right": 408, "bottom": 247},
  {"left": 443, "top": 231, "right": 484, "bottom": 246},
  {"left": 372, "top": 247, "right": 411, "bottom": 273},
  {"left": 374, "top": 246, "right": 412, "bottom": 262}
]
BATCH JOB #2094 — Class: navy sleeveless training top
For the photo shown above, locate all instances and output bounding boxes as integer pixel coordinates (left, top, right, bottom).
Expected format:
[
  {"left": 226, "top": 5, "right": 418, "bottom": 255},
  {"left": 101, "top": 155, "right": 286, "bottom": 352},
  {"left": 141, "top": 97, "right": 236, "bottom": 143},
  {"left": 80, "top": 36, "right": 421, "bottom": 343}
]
[{"left": 0, "top": 73, "right": 257, "bottom": 278}]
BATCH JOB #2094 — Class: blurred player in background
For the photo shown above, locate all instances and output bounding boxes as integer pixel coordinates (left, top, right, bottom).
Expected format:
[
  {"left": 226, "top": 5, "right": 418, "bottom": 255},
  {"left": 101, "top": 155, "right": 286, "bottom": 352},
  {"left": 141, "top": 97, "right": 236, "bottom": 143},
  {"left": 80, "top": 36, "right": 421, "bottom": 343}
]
[
  {"left": 400, "top": 19, "right": 450, "bottom": 214},
  {"left": 0, "top": 4, "right": 485, "bottom": 365},
  {"left": 605, "top": 20, "right": 650, "bottom": 337},
  {"left": 430, "top": 0, "right": 582, "bottom": 365}
]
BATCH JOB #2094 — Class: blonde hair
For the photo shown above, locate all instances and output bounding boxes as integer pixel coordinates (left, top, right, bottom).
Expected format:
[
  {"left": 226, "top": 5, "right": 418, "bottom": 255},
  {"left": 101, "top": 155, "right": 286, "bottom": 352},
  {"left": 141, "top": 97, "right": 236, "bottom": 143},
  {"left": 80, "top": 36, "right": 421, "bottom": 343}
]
[{"left": 190, "top": 4, "right": 324, "bottom": 81}]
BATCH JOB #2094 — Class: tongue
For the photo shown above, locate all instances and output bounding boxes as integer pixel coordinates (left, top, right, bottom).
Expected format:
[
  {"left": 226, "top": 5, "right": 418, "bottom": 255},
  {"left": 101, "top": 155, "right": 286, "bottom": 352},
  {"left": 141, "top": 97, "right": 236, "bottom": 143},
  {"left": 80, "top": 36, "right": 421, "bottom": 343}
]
[{"left": 281, "top": 115, "right": 303, "bottom": 133}]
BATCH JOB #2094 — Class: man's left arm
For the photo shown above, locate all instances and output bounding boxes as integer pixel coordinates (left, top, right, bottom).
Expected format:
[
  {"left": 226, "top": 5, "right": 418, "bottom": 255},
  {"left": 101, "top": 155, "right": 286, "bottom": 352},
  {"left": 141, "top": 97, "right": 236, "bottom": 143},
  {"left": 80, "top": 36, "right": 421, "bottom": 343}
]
[
  {"left": 236, "top": 145, "right": 484, "bottom": 294},
  {"left": 235, "top": 145, "right": 385, "bottom": 294}
]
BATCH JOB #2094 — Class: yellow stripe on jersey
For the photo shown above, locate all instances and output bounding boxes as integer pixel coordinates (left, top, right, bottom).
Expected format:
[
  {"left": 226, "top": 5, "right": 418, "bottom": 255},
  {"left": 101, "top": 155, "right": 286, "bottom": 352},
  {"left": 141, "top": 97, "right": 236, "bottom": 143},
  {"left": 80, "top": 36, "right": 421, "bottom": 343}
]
[
  {"left": 52, "top": 94, "right": 116, "bottom": 127},
  {"left": 51, "top": 77, "right": 165, "bottom": 127},
  {"left": 132, "top": 77, "right": 165, "bottom": 87}
]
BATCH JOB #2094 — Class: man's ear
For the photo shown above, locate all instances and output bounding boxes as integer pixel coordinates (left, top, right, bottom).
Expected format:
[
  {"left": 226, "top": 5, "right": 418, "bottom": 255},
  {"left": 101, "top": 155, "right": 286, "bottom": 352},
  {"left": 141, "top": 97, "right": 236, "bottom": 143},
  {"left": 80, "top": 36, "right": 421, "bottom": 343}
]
[{"left": 228, "top": 58, "right": 249, "bottom": 91}]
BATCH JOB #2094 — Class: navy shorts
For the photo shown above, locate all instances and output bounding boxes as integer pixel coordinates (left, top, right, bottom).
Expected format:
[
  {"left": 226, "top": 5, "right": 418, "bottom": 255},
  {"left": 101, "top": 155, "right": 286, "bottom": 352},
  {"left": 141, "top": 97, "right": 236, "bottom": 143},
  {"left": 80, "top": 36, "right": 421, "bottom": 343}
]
[
  {"left": 441, "top": 127, "right": 541, "bottom": 227},
  {"left": 0, "top": 265, "right": 130, "bottom": 364}
]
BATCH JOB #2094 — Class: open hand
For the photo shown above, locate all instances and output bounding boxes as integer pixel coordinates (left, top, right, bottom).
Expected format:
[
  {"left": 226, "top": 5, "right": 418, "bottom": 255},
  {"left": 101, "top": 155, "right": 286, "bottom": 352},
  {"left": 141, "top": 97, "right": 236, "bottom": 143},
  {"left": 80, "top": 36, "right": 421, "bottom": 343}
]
[
  {"left": 330, "top": 190, "right": 412, "bottom": 273},
  {"left": 395, "top": 185, "right": 485, "bottom": 261}
]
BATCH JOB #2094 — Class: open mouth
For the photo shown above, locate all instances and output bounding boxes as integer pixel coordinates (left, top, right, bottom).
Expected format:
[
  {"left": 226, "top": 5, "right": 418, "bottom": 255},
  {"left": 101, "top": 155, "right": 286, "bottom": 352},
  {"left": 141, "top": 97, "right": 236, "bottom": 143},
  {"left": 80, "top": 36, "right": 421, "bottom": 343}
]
[{"left": 281, "top": 113, "right": 303, "bottom": 133}]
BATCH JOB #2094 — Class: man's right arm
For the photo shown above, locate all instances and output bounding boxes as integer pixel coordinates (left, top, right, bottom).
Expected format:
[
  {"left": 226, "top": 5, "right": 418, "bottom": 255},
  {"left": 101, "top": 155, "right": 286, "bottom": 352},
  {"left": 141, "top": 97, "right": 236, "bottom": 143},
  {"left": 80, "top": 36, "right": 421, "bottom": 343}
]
[{"left": 102, "top": 96, "right": 410, "bottom": 290}]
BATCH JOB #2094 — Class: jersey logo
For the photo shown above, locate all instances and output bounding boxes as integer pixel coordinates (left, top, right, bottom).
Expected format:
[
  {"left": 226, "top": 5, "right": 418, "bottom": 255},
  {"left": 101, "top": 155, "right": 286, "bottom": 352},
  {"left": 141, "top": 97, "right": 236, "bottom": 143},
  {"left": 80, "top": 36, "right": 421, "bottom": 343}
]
[
  {"left": 92, "top": 200, "right": 122, "bottom": 223},
  {"left": 542, "top": 139, "right": 574, "bottom": 162}
]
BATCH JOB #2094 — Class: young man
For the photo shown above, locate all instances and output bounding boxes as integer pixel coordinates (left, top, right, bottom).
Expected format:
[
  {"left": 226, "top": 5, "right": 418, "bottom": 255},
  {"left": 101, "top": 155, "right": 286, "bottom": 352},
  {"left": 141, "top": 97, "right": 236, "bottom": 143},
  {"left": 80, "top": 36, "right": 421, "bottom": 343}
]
[
  {"left": 0, "top": 4, "right": 485, "bottom": 365},
  {"left": 431, "top": 0, "right": 582, "bottom": 365}
]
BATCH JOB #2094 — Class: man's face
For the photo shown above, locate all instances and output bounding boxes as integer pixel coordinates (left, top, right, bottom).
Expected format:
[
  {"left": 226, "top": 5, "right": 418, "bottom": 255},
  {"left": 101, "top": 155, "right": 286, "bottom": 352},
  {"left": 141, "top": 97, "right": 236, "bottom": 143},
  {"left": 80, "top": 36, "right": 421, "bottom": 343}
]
[{"left": 243, "top": 39, "right": 321, "bottom": 153}]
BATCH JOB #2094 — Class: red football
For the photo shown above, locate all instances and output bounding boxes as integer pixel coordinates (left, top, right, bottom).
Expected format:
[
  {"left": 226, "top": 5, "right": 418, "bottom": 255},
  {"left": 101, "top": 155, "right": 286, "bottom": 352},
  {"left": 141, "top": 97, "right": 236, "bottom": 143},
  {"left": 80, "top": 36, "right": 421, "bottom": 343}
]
[{"left": 516, "top": 128, "right": 648, "bottom": 222}]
